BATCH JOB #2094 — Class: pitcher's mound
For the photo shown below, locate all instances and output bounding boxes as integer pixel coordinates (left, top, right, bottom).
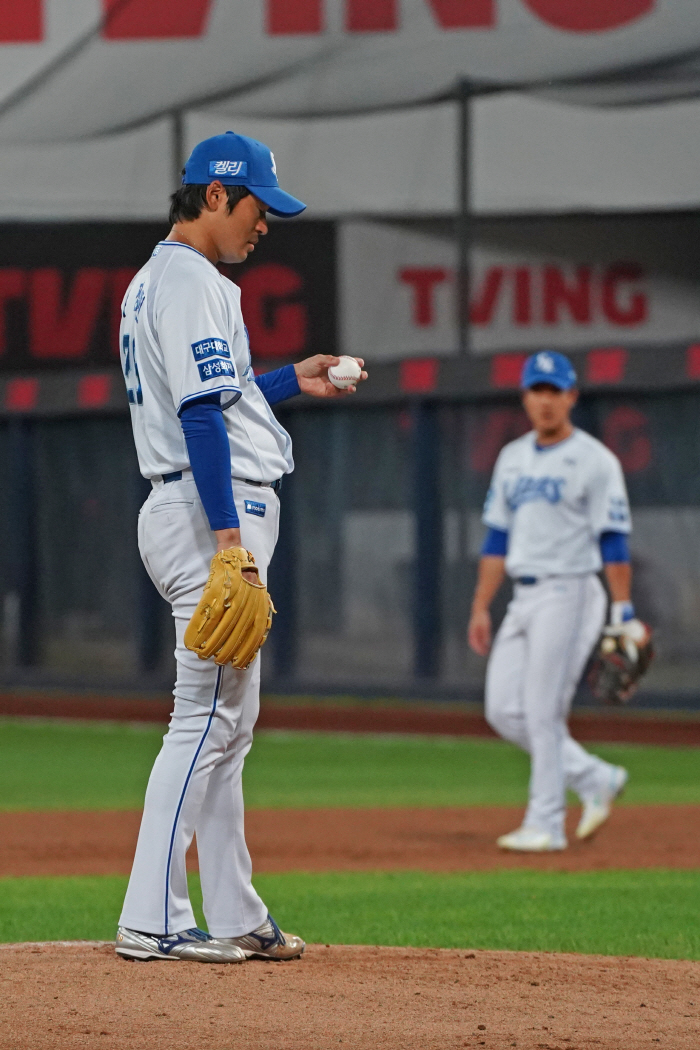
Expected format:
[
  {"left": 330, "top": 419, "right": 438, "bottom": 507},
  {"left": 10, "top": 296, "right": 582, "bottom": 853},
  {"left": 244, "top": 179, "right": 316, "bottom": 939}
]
[{"left": 0, "top": 940, "right": 696, "bottom": 1049}]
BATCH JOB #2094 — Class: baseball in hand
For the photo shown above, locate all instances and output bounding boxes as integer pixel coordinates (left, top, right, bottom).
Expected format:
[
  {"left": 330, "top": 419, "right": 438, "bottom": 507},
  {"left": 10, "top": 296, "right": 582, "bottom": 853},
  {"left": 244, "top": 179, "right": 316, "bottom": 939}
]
[{"left": 328, "top": 356, "right": 362, "bottom": 390}]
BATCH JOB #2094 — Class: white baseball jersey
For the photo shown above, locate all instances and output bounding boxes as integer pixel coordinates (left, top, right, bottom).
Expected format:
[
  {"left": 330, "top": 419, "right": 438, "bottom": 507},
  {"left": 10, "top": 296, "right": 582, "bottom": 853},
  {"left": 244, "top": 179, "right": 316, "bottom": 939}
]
[
  {"left": 483, "top": 428, "right": 631, "bottom": 579},
  {"left": 119, "top": 241, "right": 293, "bottom": 482}
]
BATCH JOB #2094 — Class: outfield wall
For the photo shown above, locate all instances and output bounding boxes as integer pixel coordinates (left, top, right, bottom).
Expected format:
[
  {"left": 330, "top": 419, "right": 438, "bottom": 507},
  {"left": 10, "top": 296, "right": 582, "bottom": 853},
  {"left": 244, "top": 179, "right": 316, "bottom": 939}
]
[{"left": 1, "top": 217, "right": 700, "bottom": 706}]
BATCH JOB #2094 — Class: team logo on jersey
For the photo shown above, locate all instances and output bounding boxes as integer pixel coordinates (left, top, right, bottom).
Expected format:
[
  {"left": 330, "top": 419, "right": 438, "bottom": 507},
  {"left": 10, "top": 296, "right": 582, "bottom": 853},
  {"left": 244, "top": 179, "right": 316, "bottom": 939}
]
[
  {"left": 506, "top": 475, "right": 566, "bottom": 511},
  {"left": 197, "top": 359, "right": 236, "bottom": 382},
  {"left": 208, "top": 160, "right": 247, "bottom": 178},
  {"left": 191, "top": 338, "right": 231, "bottom": 362},
  {"left": 244, "top": 500, "right": 266, "bottom": 518},
  {"left": 134, "top": 283, "right": 145, "bottom": 321},
  {"left": 608, "top": 496, "right": 630, "bottom": 524},
  {"left": 535, "top": 352, "right": 555, "bottom": 373}
]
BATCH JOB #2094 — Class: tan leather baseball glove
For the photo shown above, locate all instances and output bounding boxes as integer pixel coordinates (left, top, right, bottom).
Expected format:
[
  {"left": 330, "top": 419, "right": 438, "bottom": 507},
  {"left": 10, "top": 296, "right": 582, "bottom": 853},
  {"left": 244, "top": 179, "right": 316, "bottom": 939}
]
[{"left": 184, "top": 547, "right": 275, "bottom": 669}]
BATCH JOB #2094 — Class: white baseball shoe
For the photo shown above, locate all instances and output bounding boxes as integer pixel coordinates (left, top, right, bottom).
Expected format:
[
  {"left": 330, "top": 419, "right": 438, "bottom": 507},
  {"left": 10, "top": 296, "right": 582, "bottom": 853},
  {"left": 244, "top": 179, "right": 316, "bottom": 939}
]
[
  {"left": 219, "top": 913, "right": 305, "bottom": 961},
  {"left": 576, "top": 765, "right": 628, "bottom": 840},
  {"left": 115, "top": 926, "right": 246, "bottom": 963},
  {"left": 496, "top": 826, "right": 566, "bottom": 852}
]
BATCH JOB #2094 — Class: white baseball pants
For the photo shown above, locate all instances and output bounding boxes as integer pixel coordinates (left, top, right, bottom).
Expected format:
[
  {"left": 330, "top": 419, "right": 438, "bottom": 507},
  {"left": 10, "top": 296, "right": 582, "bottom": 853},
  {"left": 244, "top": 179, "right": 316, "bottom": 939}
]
[
  {"left": 119, "top": 476, "right": 279, "bottom": 937},
  {"left": 485, "top": 574, "right": 613, "bottom": 842}
]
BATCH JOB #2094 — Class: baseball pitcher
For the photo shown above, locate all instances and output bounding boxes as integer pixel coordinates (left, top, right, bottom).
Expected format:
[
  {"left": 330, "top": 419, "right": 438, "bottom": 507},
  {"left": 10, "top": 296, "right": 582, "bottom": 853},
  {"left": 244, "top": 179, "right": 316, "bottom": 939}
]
[
  {"left": 468, "top": 351, "right": 645, "bottom": 852},
  {"left": 115, "top": 132, "right": 366, "bottom": 961}
]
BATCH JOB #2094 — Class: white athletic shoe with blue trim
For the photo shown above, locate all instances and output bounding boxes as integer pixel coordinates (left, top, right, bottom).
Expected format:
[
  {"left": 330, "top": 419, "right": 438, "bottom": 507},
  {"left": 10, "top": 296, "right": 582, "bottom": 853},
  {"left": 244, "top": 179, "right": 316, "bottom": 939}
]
[
  {"left": 219, "top": 913, "right": 305, "bottom": 961},
  {"left": 497, "top": 826, "right": 567, "bottom": 852},
  {"left": 115, "top": 926, "right": 246, "bottom": 963},
  {"left": 576, "top": 765, "right": 629, "bottom": 840}
]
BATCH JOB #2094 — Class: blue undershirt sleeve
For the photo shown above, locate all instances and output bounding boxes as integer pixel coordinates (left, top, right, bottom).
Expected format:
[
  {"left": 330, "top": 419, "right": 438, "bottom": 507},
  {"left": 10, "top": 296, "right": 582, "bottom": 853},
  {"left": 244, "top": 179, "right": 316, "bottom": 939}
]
[
  {"left": 254, "top": 364, "right": 301, "bottom": 405},
  {"left": 600, "top": 530, "right": 630, "bottom": 563},
  {"left": 481, "top": 527, "right": 509, "bottom": 557},
  {"left": 179, "top": 394, "right": 239, "bottom": 531}
]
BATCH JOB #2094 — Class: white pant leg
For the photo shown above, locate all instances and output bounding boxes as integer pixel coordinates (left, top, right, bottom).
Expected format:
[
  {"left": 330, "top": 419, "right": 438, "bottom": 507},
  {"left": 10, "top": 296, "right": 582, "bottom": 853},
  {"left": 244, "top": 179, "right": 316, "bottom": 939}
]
[
  {"left": 120, "top": 479, "right": 278, "bottom": 936},
  {"left": 520, "top": 576, "right": 607, "bottom": 839},
  {"left": 484, "top": 604, "right": 529, "bottom": 750},
  {"left": 486, "top": 577, "right": 612, "bottom": 834}
]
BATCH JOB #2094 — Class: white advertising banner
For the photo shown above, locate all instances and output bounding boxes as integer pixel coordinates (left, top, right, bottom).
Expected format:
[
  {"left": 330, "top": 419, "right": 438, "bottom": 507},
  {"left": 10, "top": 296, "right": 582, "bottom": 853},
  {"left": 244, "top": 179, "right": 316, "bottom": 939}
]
[
  {"left": 340, "top": 217, "right": 700, "bottom": 359},
  {"left": 2, "top": 1, "right": 700, "bottom": 143}
]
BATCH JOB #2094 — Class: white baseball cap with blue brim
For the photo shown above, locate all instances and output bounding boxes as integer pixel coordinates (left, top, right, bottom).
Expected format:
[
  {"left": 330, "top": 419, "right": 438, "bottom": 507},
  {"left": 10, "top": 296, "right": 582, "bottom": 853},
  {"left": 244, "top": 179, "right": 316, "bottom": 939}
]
[
  {"left": 521, "top": 351, "right": 577, "bottom": 391},
  {"left": 182, "top": 131, "right": 306, "bottom": 218}
]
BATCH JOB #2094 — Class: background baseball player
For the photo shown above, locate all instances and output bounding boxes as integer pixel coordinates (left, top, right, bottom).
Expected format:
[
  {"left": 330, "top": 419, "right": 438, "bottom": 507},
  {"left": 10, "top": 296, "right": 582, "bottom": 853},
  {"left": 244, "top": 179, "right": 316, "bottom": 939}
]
[
  {"left": 115, "top": 131, "right": 366, "bottom": 961},
  {"left": 468, "top": 351, "right": 643, "bottom": 852}
]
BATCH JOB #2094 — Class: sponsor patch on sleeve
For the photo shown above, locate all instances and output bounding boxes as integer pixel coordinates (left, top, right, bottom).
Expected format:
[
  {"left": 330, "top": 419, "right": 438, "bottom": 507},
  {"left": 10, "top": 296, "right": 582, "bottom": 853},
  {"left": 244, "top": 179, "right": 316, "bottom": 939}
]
[
  {"left": 197, "top": 359, "right": 236, "bottom": 382},
  {"left": 192, "top": 337, "right": 231, "bottom": 362},
  {"left": 244, "top": 500, "right": 266, "bottom": 518}
]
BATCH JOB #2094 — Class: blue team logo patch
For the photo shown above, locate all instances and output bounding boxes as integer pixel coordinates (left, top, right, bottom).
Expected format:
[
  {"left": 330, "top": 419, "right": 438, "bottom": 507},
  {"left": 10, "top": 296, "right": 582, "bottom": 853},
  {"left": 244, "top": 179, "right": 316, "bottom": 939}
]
[
  {"left": 506, "top": 476, "right": 566, "bottom": 511},
  {"left": 191, "top": 337, "right": 231, "bottom": 362},
  {"left": 608, "top": 496, "right": 630, "bottom": 524},
  {"left": 197, "top": 359, "right": 236, "bottom": 382},
  {"left": 244, "top": 500, "right": 266, "bottom": 518},
  {"left": 209, "top": 160, "right": 247, "bottom": 178}
]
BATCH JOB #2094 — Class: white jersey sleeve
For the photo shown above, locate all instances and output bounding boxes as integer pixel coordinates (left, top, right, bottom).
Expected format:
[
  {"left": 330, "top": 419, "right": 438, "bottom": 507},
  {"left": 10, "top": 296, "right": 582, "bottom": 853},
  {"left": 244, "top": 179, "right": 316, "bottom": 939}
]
[
  {"left": 152, "top": 258, "right": 241, "bottom": 414},
  {"left": 587, "top": 450, "right": 632, "bottom": 536},
  {"left": 482, "top": 448, "right": 513, "bottom": 532}
]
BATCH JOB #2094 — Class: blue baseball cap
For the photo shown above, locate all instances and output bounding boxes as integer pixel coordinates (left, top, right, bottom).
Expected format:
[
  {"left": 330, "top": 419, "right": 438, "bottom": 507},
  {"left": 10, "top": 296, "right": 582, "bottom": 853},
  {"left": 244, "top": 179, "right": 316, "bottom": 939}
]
[
  {"left": 521, "top": 351, "right": 577, "bottom": 391},
  {"left": 182, "top": 131, "right": 306, "bottom": 218}
]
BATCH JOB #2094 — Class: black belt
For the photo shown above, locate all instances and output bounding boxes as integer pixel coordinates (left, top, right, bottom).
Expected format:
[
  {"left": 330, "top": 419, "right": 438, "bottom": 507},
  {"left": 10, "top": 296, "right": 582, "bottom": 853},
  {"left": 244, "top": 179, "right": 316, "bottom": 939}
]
[
  {"left": 161, "top": 471, "right": 282, "bottom": 494},
  {"left": 517, "top": 576, "right": 538, "bottom": 586}
]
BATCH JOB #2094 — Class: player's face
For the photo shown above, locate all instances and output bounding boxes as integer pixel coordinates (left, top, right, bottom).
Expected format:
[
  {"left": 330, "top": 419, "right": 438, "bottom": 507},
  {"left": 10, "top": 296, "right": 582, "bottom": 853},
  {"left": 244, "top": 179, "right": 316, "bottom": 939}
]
[
  {"left": 522, "top": 384, "right": 577, "bottom": 439},
  {"left": 215, "top": 192, "right": 269, "bottom": 264}
]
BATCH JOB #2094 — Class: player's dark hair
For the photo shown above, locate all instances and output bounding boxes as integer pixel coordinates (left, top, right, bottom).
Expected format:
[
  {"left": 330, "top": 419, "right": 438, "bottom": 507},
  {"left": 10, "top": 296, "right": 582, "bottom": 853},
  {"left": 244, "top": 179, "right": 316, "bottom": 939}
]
[{"left": 168, "top": 179, "right": 251, "bottom": 224}]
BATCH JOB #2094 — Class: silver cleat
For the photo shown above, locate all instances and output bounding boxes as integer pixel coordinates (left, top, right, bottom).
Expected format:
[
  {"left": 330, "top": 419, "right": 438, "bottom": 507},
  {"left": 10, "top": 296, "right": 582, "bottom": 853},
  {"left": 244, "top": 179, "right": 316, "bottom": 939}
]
[
  {"left": 115, "top": 925, "right": 246, "bottom": 963},
  {"left": 220, "top": 913, "right": 305, "bottom": 961}
]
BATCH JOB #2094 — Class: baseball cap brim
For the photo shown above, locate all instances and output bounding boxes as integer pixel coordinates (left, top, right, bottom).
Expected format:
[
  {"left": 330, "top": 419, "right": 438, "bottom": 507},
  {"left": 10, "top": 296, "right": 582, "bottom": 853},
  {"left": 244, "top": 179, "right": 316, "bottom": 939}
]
[
  {"left": 522, "top": 376, "right": 572, "bottom": 391},
  {"left": 251, "top": 184, "right": 306, "bottom": 218}
]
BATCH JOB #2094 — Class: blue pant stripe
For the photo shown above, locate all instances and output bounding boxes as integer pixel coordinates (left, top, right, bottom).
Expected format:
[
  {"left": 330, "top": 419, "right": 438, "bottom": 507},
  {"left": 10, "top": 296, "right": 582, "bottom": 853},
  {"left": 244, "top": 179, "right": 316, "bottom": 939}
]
[{"left": 164, "top": 666, "right": 222, "bottom": 935}]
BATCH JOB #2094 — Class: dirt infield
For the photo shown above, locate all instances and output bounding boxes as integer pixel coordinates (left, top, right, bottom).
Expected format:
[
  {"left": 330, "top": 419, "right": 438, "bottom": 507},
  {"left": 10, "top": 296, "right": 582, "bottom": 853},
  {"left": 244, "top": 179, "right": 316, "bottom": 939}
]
[
  {"left": 0, "top": 805, "right": 698, "bottom": 878},
  {"left": 0, "top": 940, "right": 697, "bottom": 1050},
  {"left": 2, "top": 690, "right": 700, "bottom": 745}
]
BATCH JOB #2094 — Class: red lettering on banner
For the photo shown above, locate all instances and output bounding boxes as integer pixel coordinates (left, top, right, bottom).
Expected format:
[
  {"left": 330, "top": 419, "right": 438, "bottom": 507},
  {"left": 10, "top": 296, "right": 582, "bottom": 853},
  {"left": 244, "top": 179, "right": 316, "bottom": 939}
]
[
  {"left": 513, "top": 267, "right": 532, "bottom": 326},
  {"left": 30, "top": 269, "right": 108, "bottom": 360},
  {"left": 427, "top": 0, "right": 495, "bottom": 29},
  {"left": 491, "top": 352, "right": 527, "bottom": 388},
  {"left": 0, "top": 0, "right": 42, "bottom": 42},
  {"left": 238, "top": 264, "right": 307, "bottom": 358},
  {"left": 6, "top": 377, "right": 39, "bottom": 412},
  {"left": 587, "top": 347, "right": 627, "bottom": 384},
  {"left": 471, "top": 267, "right": 504, "bottom": 325},
  {"left": 347, "top": 0, "right": 398, "bottom": 31},
  {"left": 102, "top": 0, "right": 212, "bottom": 39},
  {"left": 602, "top": 264, "right": 647, "bottom": 327},
  {"left": 543, "top": 265, "right": 591, "bottom": 325},
  {"left": 78, "top": 374, "right": 112, "bottom": 408},
  {"left": 686, "top": 345, "right": 700, "bottom": 379},
  {"left": 522, "top": 0, "right": 654, "bottom": 33},
  {"left": 602, "top": 405, "right": 652, "bottom": 473},
  {"left": 399, "top": 268, "right": 448, "bottom": 326},
  {"left": 469, "top": 406, "right": 529, "bottom": 471},
  {"left": 400, "top": 358, "right": 439, "bottom": 392},
  {"left": 0, "top": 269, "right": 26, "bottom": 355},
  {"left": 267, "top": 0, "right": 323, "bottom": 34}
]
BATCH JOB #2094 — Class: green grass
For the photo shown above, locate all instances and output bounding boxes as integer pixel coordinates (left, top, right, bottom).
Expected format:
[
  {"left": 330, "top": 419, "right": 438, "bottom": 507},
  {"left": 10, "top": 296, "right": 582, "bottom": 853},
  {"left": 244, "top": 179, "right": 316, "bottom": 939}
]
[
  {"left": 1, "top": 869, "right": 699, "bottom": 960},
  {"left": 1, "top": 718, "right": 700, "bottom": 811}
]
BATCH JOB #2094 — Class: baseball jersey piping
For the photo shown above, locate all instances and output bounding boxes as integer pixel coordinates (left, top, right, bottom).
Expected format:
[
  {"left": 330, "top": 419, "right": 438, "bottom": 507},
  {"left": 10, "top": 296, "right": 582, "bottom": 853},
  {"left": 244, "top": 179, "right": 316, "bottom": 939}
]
[
  {"left": 179, "top": 386, "right": 241, "bottom": 414},
  {"left": 164, "top": 666, "right": 222, "bottom": 936},
  {"left": 534, "top": 430, "right": 577, "bottom": 453},
  {"left": 156, "top": 240, "right": 210, "bottom": 262}
]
